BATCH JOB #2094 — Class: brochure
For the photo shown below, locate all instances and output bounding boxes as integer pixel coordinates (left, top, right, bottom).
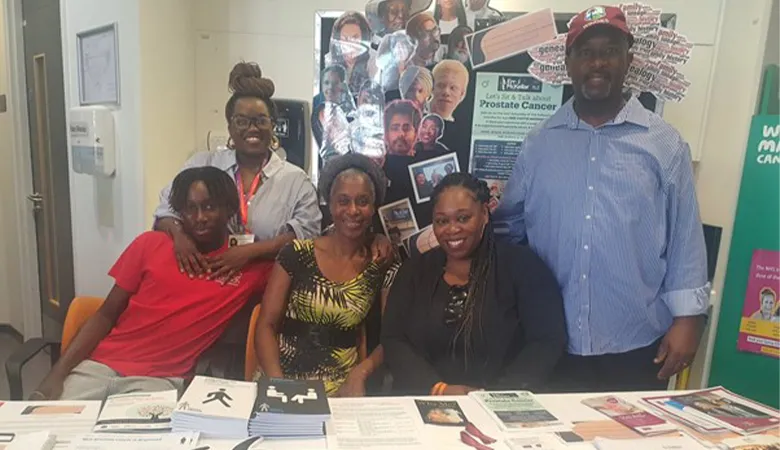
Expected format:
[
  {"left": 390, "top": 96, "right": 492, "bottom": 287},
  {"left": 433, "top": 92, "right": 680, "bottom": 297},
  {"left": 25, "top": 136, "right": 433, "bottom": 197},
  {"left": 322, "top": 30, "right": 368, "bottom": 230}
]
[
  {"left": 250, "top": 377, "right": 330, "bottom": 438},
  {"left": 469, "top": 391, "right": 568, "bottom": 432},
  {"left": 582, "top": 395, "right": 678, "bottom": 436},
  {"left": 93, "top": 390, "right": 177, "bottom": 433},
  {"left": 593, "top": 435, "right": 706, "bottom": 450}
]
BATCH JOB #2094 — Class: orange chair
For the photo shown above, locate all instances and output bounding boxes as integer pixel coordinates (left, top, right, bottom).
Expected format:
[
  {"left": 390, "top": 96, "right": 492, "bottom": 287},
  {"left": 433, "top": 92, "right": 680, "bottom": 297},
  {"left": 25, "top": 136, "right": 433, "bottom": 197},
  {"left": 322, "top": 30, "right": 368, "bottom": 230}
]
[
  {"left": 244, "top": 304, "right": 262, "bottom": 381},
  {"left": 5, "top": 296, "right": 104, "bottom": 400}
]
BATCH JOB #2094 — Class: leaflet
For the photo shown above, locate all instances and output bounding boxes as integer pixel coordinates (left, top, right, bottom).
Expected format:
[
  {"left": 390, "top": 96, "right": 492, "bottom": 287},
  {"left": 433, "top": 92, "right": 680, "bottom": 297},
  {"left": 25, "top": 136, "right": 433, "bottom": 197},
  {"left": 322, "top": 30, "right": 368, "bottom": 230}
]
[
  {"left": 469, "top": 391, "right": 569, "bottom": 432},
  {"left": 325, "top": 398, "right": 426, "bottom": 449},
  {"left": 64, "top": 432, "right": 199, "bottom": 450},
  {"left": 582, "top": 395, "right": 678, "bottom": 436},
  {"left": 93, "top": 390, "right": 177, "bottom": 433}
]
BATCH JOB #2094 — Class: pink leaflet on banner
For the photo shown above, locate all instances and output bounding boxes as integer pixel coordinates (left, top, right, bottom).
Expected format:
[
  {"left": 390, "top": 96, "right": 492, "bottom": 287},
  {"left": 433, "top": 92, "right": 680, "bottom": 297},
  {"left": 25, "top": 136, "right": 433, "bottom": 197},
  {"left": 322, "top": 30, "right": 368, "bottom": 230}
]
[
  {"left": 737, "top": 249, "right": 780, "bottom": 359},
  {"left": 527, "top": 34, "right": 567, "bottom": 64}
]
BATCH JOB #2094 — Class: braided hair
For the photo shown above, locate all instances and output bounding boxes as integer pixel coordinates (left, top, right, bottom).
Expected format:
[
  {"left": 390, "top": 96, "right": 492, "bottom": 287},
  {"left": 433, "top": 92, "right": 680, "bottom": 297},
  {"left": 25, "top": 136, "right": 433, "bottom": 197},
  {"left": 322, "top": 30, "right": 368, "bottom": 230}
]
[
  {"left": 431, "top": 172, "right": 494, "bottom": 364},
  {"left": 224, "top": 61, "right": 278, "bottom": 123},
  {"left": 168, "top": 166, "right": 240, "bottom": 218}
]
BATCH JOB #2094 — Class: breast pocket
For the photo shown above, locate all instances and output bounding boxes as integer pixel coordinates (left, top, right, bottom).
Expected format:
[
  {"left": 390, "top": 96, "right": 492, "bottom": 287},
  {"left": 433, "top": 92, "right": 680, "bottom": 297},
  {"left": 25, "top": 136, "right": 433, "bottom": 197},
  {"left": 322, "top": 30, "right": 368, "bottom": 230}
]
[{"left": 600, "top": 155, "right": 663, "bottom": 226}]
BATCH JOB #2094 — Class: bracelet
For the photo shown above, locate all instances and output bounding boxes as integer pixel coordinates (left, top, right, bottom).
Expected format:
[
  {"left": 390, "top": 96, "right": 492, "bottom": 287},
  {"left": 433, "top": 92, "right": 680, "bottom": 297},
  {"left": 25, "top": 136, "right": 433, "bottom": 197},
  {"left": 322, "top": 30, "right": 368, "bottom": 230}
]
[{"left": 431, "top": 382, "right": 447, "bottom": 396}]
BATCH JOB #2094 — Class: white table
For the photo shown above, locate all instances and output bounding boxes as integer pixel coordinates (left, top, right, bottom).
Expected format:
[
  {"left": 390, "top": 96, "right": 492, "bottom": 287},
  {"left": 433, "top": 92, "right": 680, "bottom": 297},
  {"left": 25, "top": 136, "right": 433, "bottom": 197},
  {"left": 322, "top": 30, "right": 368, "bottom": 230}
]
[{"left": 199, "top": 391, "right": 674, "bottom": 450}]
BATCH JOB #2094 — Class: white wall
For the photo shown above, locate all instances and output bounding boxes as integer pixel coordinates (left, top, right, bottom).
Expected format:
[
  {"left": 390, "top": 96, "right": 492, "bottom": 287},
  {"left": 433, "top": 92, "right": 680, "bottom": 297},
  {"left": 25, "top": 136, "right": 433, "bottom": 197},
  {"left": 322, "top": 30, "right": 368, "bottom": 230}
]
[
  {"left": 61, "top": 0, "right": 146, "bottom": 297},
  {"left": 139, "top": 0, "right": 196, "bottom": 222},
  {"left": 192, "top": 0, "right": 368, "bottom": 151}
]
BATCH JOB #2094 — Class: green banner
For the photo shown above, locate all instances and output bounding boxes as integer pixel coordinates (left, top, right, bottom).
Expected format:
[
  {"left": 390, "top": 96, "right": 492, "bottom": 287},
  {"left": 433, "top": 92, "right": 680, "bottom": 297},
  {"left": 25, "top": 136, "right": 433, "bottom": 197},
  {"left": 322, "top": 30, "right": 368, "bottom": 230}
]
[{"left": 709, "top": 114, "right": 780, "bottom": 408}]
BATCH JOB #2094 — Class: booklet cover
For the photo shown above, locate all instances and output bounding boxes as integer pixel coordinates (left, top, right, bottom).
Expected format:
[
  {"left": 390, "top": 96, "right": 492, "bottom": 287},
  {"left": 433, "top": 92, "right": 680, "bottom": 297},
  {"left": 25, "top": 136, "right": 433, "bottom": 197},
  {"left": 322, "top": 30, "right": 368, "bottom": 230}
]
[
  {"left": 643, "top": 388, "right": 780, "bottom": 435},
  {"left": 176, "top": 376, "right": 257, "bottom": 420},
  {"left": 582, "top": 395, "right": 678, "bottom": 436},
  {"left": 94, "top": 390, "right": 177, "bottom": 433},
  {"left": 252, "top": 377, "right": 329, "bottom": 417},
  {"left": 469, "top": 391, "right": 567, "bottom": 432},
  {"left": 414, "top": 399, "right": 466, "bottom": 426},
  {"left": 0, "top": 431, "right": 55, "bottom": 450}
]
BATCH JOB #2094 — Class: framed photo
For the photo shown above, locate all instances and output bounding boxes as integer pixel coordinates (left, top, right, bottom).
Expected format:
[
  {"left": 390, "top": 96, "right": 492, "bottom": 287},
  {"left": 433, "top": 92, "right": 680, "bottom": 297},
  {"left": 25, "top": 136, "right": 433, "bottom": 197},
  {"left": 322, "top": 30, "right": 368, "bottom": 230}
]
[
  {"left": 408, "top": 152, "right": 461, "bottom": 203},
  {"left": 403, "top": 225, "right": 439, "bottom": 257},
  {"left": 378, "top": 198, "right": 419, "bottom": 247},
  {"left": 77, "top": 23, "right": 120, "bottom": 105}
]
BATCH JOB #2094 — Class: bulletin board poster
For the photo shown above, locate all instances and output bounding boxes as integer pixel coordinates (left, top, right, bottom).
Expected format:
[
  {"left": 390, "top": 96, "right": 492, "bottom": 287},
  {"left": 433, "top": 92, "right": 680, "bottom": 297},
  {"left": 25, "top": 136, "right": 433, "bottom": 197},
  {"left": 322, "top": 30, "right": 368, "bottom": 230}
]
[
  {"left": 469, "top": 73, "right": 563, "bottom": 199},
  {"left": 737, "top": 249, "right": 780, "bottom": 358}
]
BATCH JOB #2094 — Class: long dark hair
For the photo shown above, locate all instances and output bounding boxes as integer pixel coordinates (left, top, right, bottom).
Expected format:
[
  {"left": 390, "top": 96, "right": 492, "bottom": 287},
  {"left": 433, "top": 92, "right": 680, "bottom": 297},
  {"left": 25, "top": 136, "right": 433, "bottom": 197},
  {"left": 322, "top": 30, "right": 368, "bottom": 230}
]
[
  {"left": 434, "top": 0, "right": 468, "bottom": 27},
  {"left": 431, "top": 172, "right": 494, "bottom": 362}
]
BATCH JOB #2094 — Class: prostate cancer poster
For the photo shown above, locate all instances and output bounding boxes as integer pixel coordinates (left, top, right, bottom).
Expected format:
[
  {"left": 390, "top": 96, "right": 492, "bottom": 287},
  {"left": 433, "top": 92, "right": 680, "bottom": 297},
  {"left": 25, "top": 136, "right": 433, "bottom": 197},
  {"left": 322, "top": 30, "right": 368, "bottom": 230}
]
[
  {"left": 469, "top": 73, "right": 563, "bottom": 206},
  {"left": 737, "top": 249, "right": 780, "bottom": 358}
]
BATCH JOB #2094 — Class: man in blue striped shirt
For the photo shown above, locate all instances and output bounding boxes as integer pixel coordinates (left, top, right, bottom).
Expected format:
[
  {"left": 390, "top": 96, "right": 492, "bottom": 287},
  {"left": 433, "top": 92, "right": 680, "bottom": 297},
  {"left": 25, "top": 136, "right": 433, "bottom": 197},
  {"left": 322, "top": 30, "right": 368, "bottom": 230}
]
[{"left": 494, "top": 5, "right": 709, "bottom": 392}]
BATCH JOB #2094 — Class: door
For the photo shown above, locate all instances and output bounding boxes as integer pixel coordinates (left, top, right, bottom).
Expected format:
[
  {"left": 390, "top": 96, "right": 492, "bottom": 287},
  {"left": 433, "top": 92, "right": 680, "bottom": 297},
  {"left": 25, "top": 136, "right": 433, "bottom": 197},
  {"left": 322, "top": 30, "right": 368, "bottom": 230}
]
[{"left": 22, "top": 0, "right": 74, "bottom": 340}]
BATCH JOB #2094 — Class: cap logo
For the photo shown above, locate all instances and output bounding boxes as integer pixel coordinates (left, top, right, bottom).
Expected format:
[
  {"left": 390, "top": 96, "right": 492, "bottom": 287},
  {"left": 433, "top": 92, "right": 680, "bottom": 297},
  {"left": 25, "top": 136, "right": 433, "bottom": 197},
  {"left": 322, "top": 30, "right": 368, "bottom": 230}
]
[{"left": 585, "top": 6, "right": 607, "bottom": 21}]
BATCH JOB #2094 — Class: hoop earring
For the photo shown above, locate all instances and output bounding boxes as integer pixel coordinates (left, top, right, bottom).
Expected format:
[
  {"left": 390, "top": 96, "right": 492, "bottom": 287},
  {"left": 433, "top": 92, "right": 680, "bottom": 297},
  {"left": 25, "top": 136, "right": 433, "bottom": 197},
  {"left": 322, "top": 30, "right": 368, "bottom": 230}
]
[
  {"left": 226, "top": 137, "right": 235, "bottom": 149},
  {"left": 271, "top": 135, "right": 281, "bottom": 150}
]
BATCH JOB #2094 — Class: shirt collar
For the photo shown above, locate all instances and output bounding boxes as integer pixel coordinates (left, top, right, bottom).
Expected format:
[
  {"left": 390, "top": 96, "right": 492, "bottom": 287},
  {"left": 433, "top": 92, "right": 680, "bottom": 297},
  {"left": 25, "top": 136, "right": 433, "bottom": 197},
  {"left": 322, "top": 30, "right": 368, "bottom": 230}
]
[
  {"left": 228, "top": 149, "right": 285, "bottom": 180},
  {"left": 545, "top": 95, "right": 651, "bottom": 130}
]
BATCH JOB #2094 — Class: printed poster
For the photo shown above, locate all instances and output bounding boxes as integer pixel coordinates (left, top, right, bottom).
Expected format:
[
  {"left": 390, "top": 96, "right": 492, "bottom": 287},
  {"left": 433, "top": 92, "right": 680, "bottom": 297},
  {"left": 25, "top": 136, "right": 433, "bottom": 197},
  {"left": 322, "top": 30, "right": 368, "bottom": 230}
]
[
  {"left": 737, "top": 249, "right": 780, "bottom": 358},
  {"left": 469, "top": 73, "right": 563, "bottom": 201}
]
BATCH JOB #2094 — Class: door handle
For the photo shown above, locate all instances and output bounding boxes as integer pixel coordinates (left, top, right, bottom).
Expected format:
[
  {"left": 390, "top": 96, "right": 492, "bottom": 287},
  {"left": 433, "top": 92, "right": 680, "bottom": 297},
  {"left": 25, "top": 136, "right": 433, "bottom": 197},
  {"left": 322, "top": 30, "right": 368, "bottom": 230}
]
[{"left": 26, "top": 193, "right": 44, "bottom": 211}]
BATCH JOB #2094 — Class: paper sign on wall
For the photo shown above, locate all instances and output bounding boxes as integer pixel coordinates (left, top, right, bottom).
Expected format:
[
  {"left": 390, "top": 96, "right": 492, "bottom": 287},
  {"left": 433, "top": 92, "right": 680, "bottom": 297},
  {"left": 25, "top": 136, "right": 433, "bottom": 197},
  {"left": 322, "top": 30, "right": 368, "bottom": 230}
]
[{"left": 527, "top": 2, "right": 693, "bottom": 103}]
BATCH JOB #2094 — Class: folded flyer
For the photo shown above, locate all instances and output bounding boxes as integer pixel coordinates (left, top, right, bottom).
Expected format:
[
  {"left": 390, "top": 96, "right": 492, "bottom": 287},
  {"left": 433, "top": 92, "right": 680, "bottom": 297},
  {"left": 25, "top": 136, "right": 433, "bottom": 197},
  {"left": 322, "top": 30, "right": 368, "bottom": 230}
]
[
  {"left": 642, "top": 388, "right": 780, "bottom": 435},
  {"left": 65, "top": 431, "right": 199, "bottom": 449},
  {"left": 469, "top": 391, "right": 568, "bottom": 432},
  {"left": 582, "top": 395, "right": 678, "bottom": 436},
  {"left": 93, "top": 390, "right": 177, "bottom": 433}
]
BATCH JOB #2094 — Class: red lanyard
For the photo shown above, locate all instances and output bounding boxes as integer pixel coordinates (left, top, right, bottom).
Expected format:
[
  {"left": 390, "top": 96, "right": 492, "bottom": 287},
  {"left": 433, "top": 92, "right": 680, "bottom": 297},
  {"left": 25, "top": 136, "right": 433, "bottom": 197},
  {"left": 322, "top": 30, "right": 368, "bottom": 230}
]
[{"left": 236, "top": 169, "right": 262, "bottom": 232}]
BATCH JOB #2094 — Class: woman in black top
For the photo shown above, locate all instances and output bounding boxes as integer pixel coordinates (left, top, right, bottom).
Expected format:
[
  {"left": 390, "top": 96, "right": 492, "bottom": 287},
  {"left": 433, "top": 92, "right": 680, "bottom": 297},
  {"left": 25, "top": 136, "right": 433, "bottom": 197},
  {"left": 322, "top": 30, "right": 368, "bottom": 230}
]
[{"left": 382, "top": 173, "right": 566, "bottom": 395}]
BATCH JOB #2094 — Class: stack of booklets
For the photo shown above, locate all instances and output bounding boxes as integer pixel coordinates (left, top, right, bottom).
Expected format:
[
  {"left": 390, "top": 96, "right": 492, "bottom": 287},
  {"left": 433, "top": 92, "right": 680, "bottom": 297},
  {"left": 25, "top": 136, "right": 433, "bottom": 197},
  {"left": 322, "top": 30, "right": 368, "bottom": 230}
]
[
  {"left": 469, "top": 391, "right": 570, "bottom": 433},
  {"left": 641, "top": 387, "right": 780, "bottom": 435},
  {"left": 172, "top": 376, "right": 257, "bottom": 439},
  {"left": 0, "top": 400, "right": 100, "bottom": 437},
  {"left": 249, "top": 377, "right": 330, "bottom": 438},
  {"left": 93, "top": 390, "right": 177, "bottom": 433}
]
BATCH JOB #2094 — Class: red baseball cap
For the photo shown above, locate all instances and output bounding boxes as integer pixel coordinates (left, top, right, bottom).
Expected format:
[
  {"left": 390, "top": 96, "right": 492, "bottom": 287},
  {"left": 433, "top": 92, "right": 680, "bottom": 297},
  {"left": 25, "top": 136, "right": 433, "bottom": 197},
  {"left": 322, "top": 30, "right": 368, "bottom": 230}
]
[{"left": 566, "top": 5, "right": 633, "bottom": 51}]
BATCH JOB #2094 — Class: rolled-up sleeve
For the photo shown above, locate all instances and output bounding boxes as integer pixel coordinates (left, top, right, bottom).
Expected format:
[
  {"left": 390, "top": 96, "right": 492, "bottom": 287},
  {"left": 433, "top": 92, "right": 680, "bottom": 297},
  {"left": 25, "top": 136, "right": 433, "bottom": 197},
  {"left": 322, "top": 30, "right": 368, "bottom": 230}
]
[
  {"left": 285, "top": 176, "right": 322, "bottom": 240},
  {"left": 493, "top": 144, "right": 528, "bottom": 244},
  {"left": 152, "top": 152, "right": 212, "bottom": 222},
  {"left": 661, "top": 140, "right": 710, "bottom": 317}
]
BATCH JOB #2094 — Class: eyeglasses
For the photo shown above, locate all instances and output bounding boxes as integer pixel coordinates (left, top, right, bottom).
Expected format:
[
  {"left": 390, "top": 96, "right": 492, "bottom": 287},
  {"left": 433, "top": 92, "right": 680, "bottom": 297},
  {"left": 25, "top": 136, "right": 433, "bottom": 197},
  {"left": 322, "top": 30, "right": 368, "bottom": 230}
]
[
  {"left": 443, "top": 284, "right": 469, "bottom": 326},
  {"left": 231, "top": 114, "right": 273, "bottom": 130}
]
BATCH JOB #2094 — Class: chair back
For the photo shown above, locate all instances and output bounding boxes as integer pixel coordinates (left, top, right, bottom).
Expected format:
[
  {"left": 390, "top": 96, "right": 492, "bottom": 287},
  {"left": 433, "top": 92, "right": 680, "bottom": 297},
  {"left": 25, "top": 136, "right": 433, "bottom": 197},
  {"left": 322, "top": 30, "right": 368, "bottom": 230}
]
[
  {"left": 62, "top": 297, "right": 104, "bottom": 352},
  {"left": 244, "top": 304, "right": 262, "bottom": 381}
]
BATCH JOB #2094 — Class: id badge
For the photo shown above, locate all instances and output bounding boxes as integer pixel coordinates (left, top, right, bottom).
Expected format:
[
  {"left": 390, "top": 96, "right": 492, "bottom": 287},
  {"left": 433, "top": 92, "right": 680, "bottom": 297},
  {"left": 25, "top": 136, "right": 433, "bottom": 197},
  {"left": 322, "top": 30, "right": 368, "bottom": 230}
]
[{"left": 228, "top": 234, "right": 255, "bottom": 248}]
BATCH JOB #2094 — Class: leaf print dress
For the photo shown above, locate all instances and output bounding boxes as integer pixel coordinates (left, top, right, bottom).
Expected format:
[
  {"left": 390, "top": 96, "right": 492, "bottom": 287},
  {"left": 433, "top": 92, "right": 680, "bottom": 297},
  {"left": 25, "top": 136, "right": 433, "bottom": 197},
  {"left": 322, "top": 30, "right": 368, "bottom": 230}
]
[{"left": 254, "top": 240, "right": 398, "bottom": 395}]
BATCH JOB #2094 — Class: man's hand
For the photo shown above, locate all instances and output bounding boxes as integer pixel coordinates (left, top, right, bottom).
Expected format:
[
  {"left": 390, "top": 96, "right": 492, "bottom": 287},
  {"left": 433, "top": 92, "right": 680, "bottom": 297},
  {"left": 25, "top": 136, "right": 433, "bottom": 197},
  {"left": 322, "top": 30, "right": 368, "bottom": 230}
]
[
  {"left": 370, "top": 234, "right": 396, "bottom": 265},
  {"left": 208, "top": 245, "right": 254, "bottom": 284},
  {"left": 334, "top": 370, "right": 367, "bottom": 398},
  {"left": 655, "top": 315, "right": 705, "bottom": 380},
  {"left": 30, "top": 375, "right": 65, "bottom": 401},
  {"left": 172, "top": 232, "right": 209, "bottom": 278}
]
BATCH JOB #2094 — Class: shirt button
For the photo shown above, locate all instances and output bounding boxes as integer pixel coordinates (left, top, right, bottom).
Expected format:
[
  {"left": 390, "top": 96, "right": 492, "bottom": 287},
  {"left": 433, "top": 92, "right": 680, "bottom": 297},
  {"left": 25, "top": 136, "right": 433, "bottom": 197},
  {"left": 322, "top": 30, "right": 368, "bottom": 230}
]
[
  {"left": 582, "top": 274, "right": 588, "bottom": 280},
  {"left": 590, "top": 157, "right": 596, "bottom": 162},
  {"left": 585, "top": 214, "right": 592, "bottom": 220},
  {"left": 584, "top": 245, "right": 589, "bottom": 250},
  {"left": 588, "top": 186, "right": 594, "bottom": 191}
]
